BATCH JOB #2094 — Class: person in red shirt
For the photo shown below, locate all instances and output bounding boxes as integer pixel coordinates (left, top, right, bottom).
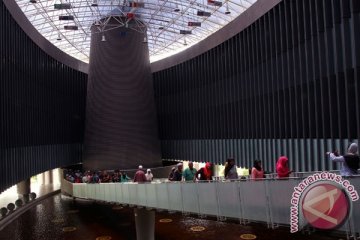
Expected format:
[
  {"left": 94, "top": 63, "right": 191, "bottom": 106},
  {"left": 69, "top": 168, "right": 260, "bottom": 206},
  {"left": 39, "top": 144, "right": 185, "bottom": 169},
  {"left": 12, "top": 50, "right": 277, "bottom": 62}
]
[
  {"left": 133, "top": 165, "right": 146, "bottom": 183},
  {"left": 195, "top": 162, "right": 213, "bottom": 181},
  {"left": 276, "top": 156, "right": 292, "bottom": 178}
]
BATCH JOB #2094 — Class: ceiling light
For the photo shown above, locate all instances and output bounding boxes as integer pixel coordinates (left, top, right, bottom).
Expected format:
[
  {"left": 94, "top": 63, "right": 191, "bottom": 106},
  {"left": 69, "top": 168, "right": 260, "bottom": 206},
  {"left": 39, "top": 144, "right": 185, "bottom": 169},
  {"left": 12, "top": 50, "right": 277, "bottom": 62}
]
[
  {"left": 64, "top": 25, "right": 78, "bottom": 30},
  {"left": 101, "top": 34, "right": 106, "bottom": 42},
  {"left": 183, "top": 38, "right": 187, "bottom": 46},
  {"left": 29, "top": 0, "right": 37, "bottom": 3},
  {"left": 225, "top": 3, "right": 231, "bottom": 14},
  {"left": 59, "top": 15, "right": 74, "bottom": 20},
  {"left": 143, "top": 36, "right": 148, "bottom": 43},
  {"left": 54, "top": 3, "right": 71, "bottom": 9},
  {"left": 158, "top": 26, "right": 164, "bottom": 30},
  {"left": 180, "top": 30, "right": 192, "bottom": 34},
  {"left": 94, "top": 20, "right": 100, "bottom": 26},
  {"left": 174, "top": 4, "right": 180, "bottom": 12},
  {"left": 91, "top": 0, "right": 98, "bottom": 7},
  {"left": 197, "top": 10, "right": 211, "bottom": 17},
  {"left": 57, "top": 33, "right": 61, "bottom": 41}
]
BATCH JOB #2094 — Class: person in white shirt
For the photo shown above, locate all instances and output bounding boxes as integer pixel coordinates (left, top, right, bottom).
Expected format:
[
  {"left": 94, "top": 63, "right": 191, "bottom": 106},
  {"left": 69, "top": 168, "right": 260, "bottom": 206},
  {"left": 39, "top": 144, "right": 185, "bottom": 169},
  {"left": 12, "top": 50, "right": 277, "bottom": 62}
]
[
  {"left": 328, "top": 143, "right": 360, "bottom": 176},
  {"left": 145, "top": 169, "right": 153, "bottom": 182}
]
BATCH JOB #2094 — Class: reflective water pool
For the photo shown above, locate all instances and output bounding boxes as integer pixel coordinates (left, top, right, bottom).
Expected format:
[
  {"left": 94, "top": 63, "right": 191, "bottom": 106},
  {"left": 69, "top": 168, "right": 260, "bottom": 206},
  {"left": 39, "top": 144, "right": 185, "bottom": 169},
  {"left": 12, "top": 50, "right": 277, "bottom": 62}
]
[{"left": 0, "top": 194, "right": 346, "bottom": 240}]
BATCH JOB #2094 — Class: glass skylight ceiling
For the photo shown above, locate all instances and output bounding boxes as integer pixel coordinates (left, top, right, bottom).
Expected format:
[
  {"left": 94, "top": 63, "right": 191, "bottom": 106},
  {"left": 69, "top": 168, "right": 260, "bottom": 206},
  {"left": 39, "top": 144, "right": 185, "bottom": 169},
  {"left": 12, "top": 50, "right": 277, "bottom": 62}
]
[{"left": 15, "top": 0, "right": 257, "bottom": 63}]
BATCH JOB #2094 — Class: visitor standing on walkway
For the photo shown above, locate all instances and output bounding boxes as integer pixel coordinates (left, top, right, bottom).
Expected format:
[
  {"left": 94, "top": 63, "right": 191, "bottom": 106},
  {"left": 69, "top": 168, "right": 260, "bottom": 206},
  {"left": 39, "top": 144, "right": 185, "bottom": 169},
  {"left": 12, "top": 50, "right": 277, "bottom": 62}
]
[
  {"left": 328, "top": 143, "right": 360, "bottom": 176},
  {"left": 276, "top": 156, "right": 292, "bottom": 178},
  {"left": 251, "top": 160, "right": 264, "bottom": 179},
  {"left": 183, "top": 161, "right": 197, "bottom": 181},
  {"left": 145, "top": 169, "right": 153, "bottom": 182},
  {"left": 224, "top": 158, "right": 238, "bottom": 180},
  {"left": 133, "top": 165, "right": 146, "bottom": 182},
  {"left": 195, "top": 162, "right": 213, "bottom": 181},
  {"left": 171, "top": 163, "right": 183, "bottom": 181}
]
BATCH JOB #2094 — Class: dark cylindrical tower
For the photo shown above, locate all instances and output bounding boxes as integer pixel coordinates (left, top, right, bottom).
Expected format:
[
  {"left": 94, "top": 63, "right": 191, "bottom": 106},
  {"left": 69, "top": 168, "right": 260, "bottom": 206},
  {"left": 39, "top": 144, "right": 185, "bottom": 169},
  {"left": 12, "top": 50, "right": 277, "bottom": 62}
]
[{"left": 83, "top": 18, "right": 161, "bottom": 170}]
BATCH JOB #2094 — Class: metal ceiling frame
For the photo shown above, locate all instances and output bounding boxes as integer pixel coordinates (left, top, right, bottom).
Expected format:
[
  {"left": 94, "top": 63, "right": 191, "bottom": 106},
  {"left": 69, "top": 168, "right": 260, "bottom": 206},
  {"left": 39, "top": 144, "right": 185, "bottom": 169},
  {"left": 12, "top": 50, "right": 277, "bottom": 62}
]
[{"left": 15, "top": 0, "right": 257, "bottom": 63}]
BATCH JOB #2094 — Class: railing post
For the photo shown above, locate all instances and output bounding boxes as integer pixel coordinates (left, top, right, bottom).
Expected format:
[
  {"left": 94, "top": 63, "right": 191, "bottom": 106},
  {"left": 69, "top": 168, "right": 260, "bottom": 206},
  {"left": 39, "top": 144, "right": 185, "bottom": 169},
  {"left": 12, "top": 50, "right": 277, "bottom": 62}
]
[
  {"left": 166, "top": 182, "right": 172, "bottom": 213},
  {"left": 236, "top": 181, "right": 243, "bottom": 224},
  {"left": 180, "top": 182, "right": 185, "bottom": 215},
  {"left": 195, "top": 181, "right": 205, "bottom": 218},
  {"left": 265, "top": 179, "right": 274, "bottom": 229},
  {"left": 215, "top": 181, "right": 226, "bottom": 221},
  {"left": 134, "top": 208, "right": 155, "bottom": 240},
  {"left": 154, "top": 182, "right": 159, "bottom": 210},
  {"left": 238, "top": 181, "right": 248, "bottom": 225}
]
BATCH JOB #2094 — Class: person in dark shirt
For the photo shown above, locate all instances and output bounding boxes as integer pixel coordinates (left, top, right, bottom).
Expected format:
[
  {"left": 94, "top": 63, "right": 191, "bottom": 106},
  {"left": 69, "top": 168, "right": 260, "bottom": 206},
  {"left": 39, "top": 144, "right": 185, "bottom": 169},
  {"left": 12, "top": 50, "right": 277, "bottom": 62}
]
[
  {"left": 101, "top": 171, "right": 111, "bottom": 183},
  {"left": 171, "top": 163, "right": 183, "bottom": 181},
  {"left": 112, "top": 171, "right": 120, "bottom": 182},
  {"left": 168, "top": 167, "right": 176, "bottom": 180}
]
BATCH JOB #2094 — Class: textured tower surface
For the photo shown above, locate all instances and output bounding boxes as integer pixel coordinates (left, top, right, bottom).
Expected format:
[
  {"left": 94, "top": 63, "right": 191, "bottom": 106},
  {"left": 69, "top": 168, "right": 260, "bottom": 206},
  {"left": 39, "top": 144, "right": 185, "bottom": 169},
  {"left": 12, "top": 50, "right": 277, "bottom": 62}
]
[{"left": 83, "top": 19, "right": 161, "bottom": 170}]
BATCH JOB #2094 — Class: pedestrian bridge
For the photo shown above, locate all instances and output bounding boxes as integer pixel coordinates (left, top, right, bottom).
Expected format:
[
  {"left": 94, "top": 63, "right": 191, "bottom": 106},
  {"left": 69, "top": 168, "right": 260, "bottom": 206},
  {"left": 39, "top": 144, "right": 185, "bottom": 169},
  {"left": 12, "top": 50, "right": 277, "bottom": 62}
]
[{"left": 62, "top": 175, "right": 360, "bottom": 239}]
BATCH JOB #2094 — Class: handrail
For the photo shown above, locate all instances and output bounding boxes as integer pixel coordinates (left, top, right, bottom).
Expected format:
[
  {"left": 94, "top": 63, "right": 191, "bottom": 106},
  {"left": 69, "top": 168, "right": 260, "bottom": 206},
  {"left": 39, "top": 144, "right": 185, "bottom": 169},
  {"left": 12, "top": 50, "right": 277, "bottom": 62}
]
[{"left": 63, "top": 176, "right": 360, "bottom": 239}]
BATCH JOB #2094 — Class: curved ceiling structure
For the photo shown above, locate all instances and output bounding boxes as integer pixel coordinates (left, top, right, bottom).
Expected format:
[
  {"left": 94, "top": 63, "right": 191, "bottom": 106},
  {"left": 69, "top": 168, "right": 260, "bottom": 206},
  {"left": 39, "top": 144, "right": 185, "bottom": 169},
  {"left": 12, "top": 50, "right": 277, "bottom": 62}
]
[{"left": 15, "top": 0, "right": 256, "bottom": 63}]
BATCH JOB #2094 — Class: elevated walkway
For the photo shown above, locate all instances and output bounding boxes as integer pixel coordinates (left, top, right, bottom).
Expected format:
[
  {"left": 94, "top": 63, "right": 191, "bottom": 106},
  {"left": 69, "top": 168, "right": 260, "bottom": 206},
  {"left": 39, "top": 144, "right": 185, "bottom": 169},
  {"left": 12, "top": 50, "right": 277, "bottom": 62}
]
[{"left": 62, "top": 176, "right": 360, "bottom": 240}]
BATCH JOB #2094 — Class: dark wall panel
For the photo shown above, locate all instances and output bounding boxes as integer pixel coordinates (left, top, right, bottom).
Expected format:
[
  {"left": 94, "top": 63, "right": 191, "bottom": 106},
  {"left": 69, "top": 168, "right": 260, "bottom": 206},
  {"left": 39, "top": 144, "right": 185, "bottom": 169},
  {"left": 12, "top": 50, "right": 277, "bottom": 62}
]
[
  {"left": 153, "top": 0, "right": 360, "bottom": 172},
  {"left": 0, "top": 0, "right": 87, "bottom": 193}
]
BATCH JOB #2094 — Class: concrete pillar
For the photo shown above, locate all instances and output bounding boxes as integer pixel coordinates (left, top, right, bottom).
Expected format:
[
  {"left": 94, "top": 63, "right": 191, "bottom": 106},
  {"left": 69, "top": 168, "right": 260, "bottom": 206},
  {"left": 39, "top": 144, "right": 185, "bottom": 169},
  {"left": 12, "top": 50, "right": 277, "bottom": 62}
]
[
  {"left": 83, "top": 16, "right": 161, "bottom": 170},
  {"left": 40, "top": 172, "right": 45, "bottom": 185},
  {"left": 134, "top": 208, "right": 155, "bottom": 240},
  {"left": 17, "top": 178, "right": 31, "bottom": 197},
  {"left": 44, "top": 170, "right": 53, "bottom": 184}
]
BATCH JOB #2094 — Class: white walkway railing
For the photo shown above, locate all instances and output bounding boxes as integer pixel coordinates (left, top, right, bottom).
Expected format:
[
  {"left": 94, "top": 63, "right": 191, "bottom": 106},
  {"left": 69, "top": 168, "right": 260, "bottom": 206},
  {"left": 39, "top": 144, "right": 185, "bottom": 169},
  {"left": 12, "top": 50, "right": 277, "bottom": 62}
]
[{"left": 62, "top": 177, "right": 360, "bottom": 239}]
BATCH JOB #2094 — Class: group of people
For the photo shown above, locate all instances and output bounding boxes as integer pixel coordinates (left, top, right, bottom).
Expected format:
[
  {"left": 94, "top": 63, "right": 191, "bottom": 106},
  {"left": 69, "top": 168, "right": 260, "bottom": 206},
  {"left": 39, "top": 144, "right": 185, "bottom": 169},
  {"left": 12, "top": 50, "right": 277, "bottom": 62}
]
[
  {"left": 133, "top": 165, "right": 153, "bottom": 182},
  {"left": 65, "top": 166, "right": 155, "bottom": 184},
  {"left": 64, "top": 169, "right": 132, "bottom": 183},
  {"left": 166, "top": 141, "right": 360, "bottom": 182},
  {"left": 168, "top": 162, "right": 213, "bottom": 182},
  {"left": 164, "top": 159, "right": 265, "bottom": 181},
  {"left": 65, "top": 142, "right": 359, "bottom": 184},
  {"left": 166, "top": 159, "right": 264, "bottom": 181}
]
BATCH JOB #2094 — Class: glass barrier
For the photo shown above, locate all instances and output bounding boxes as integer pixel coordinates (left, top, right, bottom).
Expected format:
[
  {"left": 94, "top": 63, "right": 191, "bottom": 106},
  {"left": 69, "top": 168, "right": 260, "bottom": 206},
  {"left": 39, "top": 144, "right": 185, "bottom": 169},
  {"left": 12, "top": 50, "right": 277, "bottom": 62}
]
[
  {"left": 181, "top": 182, "right": 199, "bottom": 214},
  {"left": 65, "top": 175, "right": 360, "bottom": 237},
  {"left": 239, "top": 179, "right": 269, "bottom": 223},
  {"left": 267, "top": 178, "right": 301, "bottom": 226},
  {"left": 167, "top": 183, "right": 183, "bottom": 212},
  {"left": 145, "top": 183, "right": 158, "bottom": 208},
  {"left": 155, "top": 183, "right": 170, "bottom": 210},
  {"left": 97, "top": 184, "right": 105, "bottom": 201},
  {"left": 73, "top": 183, "right": 85, "bottom": 198},
  {"left": 105, "top": 183, "right": 116, "bottom": 202},
  {"left": 197, "top": 181, "right": 218, "bottom": 216},
  {"left": 122, "top": 183, "right": 130, "bottom": 204},
  {"left": 137, "top": 184, "right": 147, "bottom": 206},
  {"left": 216, "top": 181, "right": 241, "bottom": 219},
  {"left": 347, "top": 177, "right": 360, "bottom": 237},
  {"left": 87, "top": 184, "right": 96, "bottom": 200},
  {"left": 129, "top": 183, "right": 139, "bottom": 206}
]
